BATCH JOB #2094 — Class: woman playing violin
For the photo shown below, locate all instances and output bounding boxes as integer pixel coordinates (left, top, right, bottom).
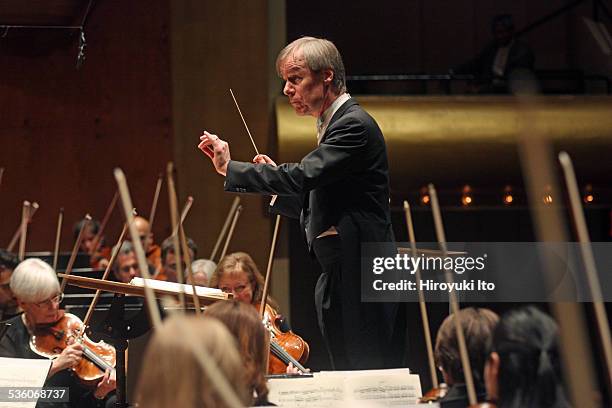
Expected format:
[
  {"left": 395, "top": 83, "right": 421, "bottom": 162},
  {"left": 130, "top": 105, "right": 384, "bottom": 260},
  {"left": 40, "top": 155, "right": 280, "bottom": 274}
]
[
  {"left": 210, "top": 252, "right": 277, "bottom": 310},
  {"left": 0, "top": 258, "right": 116, "bottom": 408},
  {"left": 210, "top": 252, "right": 309, "bottom": 374}
]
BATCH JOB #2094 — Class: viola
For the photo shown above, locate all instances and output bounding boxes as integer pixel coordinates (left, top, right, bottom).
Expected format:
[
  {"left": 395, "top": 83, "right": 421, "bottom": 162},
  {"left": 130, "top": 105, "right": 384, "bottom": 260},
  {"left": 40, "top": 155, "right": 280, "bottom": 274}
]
[
  {"left": 30, "top": 311, "right": 116, "bottom": 387},
  {"left": 260, "top": 303, "right": 310, "bottom": 374},
  {"left": 419, "top": 383, "right": 448, "bottom": 403}
]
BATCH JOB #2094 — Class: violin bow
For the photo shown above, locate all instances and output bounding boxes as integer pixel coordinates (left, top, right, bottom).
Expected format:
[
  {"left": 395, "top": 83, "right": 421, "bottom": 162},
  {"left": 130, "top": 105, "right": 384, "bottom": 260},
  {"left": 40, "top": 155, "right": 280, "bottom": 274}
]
[
  {"left": 114, "top": 168, "right": 162, "bottom": 328},
  {"left": 516, "top": 99, "right": 598, "bottom": 407},
  {"left": 8, "top": 201, "right": 39, "bottom": 252},
  {"left": 164, "top": 170, "right": 242, "bottom": 406},
  {"left": 90, "top": 191, "right": 119, "bottom": 256},
  {"left": 82, "top": 217, "right": 132, "bottom": 329},
  {"left": 219, "top": 205, "right": 243, "bottom": 261},
  {"left": 176, "top": 196, "right": 202, "bottom": 314},
  {"left": 259, "top": 214, "right": 282, "bottom": 320},
  {"left": 559, "top": 152, "right": 612, "bottom": 388},
  {"left": 170, "top": 196, "right": 194, "bottom": 238},
  {"left": 52, "top": 208, "right": 64, "bottom": 271},
  {"left": 166, "top": 162, "right": 186, "bottom": 312},
  {"left": 403, "top": 200, "right": 439, "bottom": 390},
  {"left": 429, "top": 184, "right": 478, "bottom": 405},
  {"left": 18, "top": 201, "right": 31, "bottom": 260},
  {"left": 210, "top": 196, "right": 241, "bottom": 262},
  {"left": 146, "top": 173, "right": 163, "bottom": 249},
  {"left": 60, "top": 214, "right": 91, "bottom": 292}
]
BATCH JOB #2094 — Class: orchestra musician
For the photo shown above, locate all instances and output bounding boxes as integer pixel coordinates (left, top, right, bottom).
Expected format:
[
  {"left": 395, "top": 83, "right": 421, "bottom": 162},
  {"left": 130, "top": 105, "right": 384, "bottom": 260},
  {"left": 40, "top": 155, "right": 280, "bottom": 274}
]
[
  {"left": 484, "top": 306, "right": 570, "bottom": 408},
  {"left": 111, "top": 241, "right": 142, "bottom": 284},
  {"left": 210, "top": 252, "right": 307, "bottom": 374},
  {"left": 131, "top": 216, "right": 161, "bottom": 273},
  {"left": 135, "top": 314, "right": 251, "bottom": 408},
  {"left": 154, "top": 236, "right": 198, "bottom": 282},
  {"left": 0, "top": 249, "right": 20, "bottom": 321},
  {"left": 73, "top": 218, "right": 110, "bottom": 270},
  {"left": 198, "top": 36, "right": 397, "bottom": 370},
  {"left": 0, "top": 258, "right": 116, "bottom": 407},
  {"left": 187, "top": 258, "right": 216, "bottom": 287},
  {"left": 204, "top": 300, "right": 271, "bottom": 406},
  {"left": 434, "top": 307, "right": 499, "bottom": 407},
  {"left": 210, "top": 252, "right": 279, "bottom": 311}
]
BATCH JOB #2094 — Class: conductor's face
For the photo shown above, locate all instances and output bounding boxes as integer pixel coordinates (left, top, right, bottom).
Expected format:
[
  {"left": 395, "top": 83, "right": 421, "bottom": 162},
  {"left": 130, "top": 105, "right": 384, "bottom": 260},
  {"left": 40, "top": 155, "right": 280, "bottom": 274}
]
[{"left": 281, "top": 50, "right": 329, "bottom": 118}]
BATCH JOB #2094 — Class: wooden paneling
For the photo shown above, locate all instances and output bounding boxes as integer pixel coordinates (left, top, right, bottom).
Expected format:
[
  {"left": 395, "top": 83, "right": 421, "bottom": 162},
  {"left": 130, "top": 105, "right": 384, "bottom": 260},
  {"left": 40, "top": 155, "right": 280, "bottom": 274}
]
[
  {"left": 170, "top": 0, "right": 281, "bottom": 270},
  {"left": 0, "top": 0, "right": 173, "bottom": 251},
  {"left": 0, "top": 0, "right": 85, "bottom": 25}
]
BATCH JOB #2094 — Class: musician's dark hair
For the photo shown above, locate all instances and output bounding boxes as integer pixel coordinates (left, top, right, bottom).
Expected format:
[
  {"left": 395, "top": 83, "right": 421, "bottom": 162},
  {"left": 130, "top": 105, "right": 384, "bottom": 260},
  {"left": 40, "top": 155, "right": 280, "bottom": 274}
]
[
  {"left": 0, "top": 249, "right": 19, "bottom": 270},
  {"left": 205, "top": 300, "right": 269, "bottom": 406},
  {"left": 161, "top": 236, "right": 198, "bottom": 264},
  {"left": 493, "top": 306, "right": 570, "bottom": 408},
  {"left": 434, "top": 307, "right": 499, "bottom": 386},
  {"left": 72, "top": 218, "right": 100, "bottom": 238}
]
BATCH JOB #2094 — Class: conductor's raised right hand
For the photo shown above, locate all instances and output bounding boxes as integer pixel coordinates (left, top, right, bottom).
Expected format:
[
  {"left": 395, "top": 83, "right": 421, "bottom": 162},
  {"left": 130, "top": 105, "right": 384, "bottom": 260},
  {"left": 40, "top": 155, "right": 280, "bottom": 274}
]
[
  {"left": 253, "top": 154, "right": 277, "bottom": 166},
  {"left": 198, "top": 131, "right": 231, "bottom": 176}
]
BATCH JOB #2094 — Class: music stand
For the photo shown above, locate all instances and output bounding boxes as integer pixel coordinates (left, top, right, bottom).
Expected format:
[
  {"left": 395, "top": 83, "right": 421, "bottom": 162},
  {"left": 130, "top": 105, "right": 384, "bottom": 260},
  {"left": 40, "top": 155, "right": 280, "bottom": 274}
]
[{"left": 59, "top": 274, "right": 230, "bottom": 408}]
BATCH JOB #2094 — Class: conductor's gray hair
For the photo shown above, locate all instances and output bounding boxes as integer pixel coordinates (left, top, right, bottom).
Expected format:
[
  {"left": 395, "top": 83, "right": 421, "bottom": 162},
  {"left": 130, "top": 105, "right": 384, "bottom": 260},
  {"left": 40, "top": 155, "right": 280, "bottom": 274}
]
[
  {"left": 276, "top": 37, "right": 347, "bottom": 94},
  {"left": 10, "top": 258, "right": 60, "bottom": 303}
]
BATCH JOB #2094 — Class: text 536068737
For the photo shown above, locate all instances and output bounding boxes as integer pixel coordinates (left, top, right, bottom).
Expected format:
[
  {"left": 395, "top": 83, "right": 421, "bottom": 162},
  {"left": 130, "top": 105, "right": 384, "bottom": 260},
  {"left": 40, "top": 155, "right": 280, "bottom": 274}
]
[{"left": 0, "top": 387, "right": 69, "bottom": 402}]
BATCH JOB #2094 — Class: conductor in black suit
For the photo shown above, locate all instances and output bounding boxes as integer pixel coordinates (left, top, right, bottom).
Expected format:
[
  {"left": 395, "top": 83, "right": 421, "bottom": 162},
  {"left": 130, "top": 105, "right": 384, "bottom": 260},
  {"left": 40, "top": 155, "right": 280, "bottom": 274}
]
[{"left": 198, "top": 37, "right": 396, "bottom": 370}]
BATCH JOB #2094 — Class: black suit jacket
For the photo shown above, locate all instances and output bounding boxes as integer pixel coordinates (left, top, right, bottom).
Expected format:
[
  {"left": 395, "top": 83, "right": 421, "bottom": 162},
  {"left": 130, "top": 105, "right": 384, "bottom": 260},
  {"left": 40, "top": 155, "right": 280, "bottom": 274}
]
[{"left": 225, "top": 98, "right": 394, "bottom": 250}]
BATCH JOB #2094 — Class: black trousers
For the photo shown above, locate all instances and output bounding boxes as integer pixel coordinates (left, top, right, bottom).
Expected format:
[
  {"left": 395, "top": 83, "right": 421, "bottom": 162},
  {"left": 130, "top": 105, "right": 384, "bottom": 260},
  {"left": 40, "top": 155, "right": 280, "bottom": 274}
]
[{"left": 313, "top": 235, "right": 390, "bottom": 370}]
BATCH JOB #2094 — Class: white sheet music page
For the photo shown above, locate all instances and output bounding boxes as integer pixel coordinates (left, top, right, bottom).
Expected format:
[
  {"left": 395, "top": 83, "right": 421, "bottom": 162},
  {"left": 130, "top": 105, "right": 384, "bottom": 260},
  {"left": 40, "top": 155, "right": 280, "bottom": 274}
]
[
  {"left": 267, "top": 376, "right": 345, "bottom": 407},
  {"left": 0, "top": 357, "right": 51, "bottom": 408},
  {"left": 267, "top": 369, "right": 422, "bottom": 407},
  {"left": 345, "top": 373, "right": 422, "bottom": 406},
  {"left": 129, "top": 277, "right": 224, "bottom": 296}
]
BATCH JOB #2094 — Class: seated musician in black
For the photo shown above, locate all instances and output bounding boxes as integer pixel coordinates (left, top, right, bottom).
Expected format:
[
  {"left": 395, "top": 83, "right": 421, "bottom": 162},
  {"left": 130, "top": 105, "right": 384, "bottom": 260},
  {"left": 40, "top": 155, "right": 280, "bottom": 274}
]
[
  {"left": 0, "top": 249, "right": 20, "bottom": 321},
  {"left": 111, "top": 241, "right": 142, "bottom": 284},
  {"left": 0, "top": 258, "right": 116, "bottom": 407},
  {"left": 484, "top": 306, "right": 570, "bottom": 408},
  {"left": 434, "top": 307, "right": 499, "bottom": 407}
]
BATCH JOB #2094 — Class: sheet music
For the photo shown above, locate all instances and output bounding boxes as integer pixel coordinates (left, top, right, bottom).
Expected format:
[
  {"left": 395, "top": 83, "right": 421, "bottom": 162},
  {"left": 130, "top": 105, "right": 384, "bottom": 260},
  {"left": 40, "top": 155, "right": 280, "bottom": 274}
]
[
  {"left": 130, "top": 277, "right": 224, "bottom": 296},
  {"left": 345, "top": 373, "right": 422, "bottom": 406},
  {"left": 268, "top": 376, "right": 345, "bottom": 407},
  {"left": 0, "top": 357, "right": 51, "bottom": 408},
  {"left": 268, "top": 369, "right": 422, "bottom": 407}
]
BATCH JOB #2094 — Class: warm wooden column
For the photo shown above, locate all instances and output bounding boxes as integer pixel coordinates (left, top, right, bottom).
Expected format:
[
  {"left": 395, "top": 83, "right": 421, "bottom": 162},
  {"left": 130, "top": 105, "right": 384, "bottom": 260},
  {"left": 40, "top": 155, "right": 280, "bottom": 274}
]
[{"left": 170, "top": 1, "right": 286, "bottom": 277}]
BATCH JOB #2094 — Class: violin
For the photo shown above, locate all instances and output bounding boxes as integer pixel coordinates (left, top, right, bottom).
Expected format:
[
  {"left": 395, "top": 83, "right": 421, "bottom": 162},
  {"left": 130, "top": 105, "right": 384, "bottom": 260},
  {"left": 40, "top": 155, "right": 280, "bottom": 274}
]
[
  {"left": 146, "top": 243, "right": 162, "bottom": 273},
  {"left": 90, "top": 246, "right": 111, "bottom": 269},
  {"left": 30, "top": 311, "right": 116, "bottom": 388},
  {"left": 419, "top": 383, "right": 448, "bottom": 403},
  {"left": 260, "top": 303, "right": 310, "bottom": 374}
]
